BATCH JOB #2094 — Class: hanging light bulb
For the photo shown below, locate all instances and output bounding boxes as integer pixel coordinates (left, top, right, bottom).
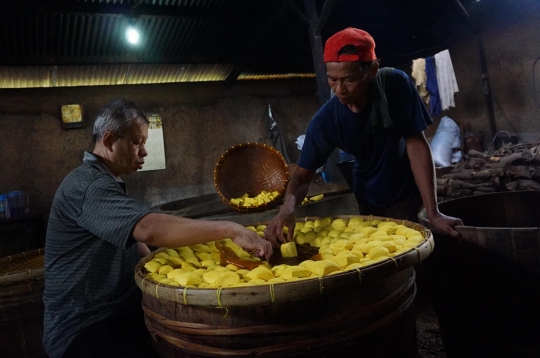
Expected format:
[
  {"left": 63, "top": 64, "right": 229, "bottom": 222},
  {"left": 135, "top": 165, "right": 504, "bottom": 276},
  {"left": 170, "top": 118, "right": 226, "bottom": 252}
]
[{"left": 126, "top": 26, "right": 140, "bottom": 45}]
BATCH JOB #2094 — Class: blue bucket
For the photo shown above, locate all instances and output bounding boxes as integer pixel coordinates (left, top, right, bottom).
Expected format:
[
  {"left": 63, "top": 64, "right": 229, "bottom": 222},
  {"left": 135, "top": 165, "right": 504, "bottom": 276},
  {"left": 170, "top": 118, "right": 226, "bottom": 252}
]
[{"left": 7, "top": 191, "right": 29, "bottom": 218}]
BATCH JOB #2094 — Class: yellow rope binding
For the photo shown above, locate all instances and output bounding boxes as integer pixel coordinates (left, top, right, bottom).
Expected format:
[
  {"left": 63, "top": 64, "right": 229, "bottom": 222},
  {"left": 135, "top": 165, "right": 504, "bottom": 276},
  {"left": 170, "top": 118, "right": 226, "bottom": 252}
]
[
  {"left": 216, "top": 287, "right": 229, "bottom": 319},
  {"left": 269, "top": 284, "right": 276, "bottom": 303},
  {"left": 389, "top": 257, "right": 399, "bottom": 272},
  {"left": 155, "top": 283, "right": 161, "bottom": 299},
  {"left": 183, "top": 287, "right": 189, "bottom": 305},
  {"left": 355, "top": 268, "right": 363, "bottom": 286},
  {"left": 414, "top": 247, "right": 422, "bottom": 265}
]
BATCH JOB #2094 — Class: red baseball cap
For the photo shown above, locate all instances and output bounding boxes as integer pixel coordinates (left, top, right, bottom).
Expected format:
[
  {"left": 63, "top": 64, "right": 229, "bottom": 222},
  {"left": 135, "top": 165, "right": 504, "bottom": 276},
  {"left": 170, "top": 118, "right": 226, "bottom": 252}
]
[{"left": 323, "top": 27, "right": 377, "bottom": 63}]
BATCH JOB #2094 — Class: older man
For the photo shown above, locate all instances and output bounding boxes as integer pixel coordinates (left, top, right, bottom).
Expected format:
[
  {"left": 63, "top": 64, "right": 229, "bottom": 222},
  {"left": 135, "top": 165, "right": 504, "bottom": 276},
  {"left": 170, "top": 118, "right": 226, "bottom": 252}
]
[
  {"left": 265, "top": 27, "right": 462, "bottom": 246},
  {"left": 44, "top": 97, "right": 272, "bottom": 357}
]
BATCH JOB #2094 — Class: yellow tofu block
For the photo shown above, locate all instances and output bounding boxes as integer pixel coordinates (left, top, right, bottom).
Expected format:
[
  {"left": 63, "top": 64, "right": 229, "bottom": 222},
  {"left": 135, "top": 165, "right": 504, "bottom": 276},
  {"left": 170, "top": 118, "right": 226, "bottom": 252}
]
[
  {"left": 268, "top": 277, "right": 286, "bottom": 284},
  {"left": 225, "top": 264, "right": 239, "bottom": 271},
  {"left": 158, "top": 265, "right": 174, "bottom": 276},
  {"left": 407, "top": 235, "right": 425, "bottom": 243},
  {"left": 280, "top": 242, "right": 298, "bottom": 258},
  {"left": 344, "top": 262, "right": 364, "bottom": 271},
  {"left": 294, "top": 222, "right": 305, "bottom": 232},
  {"left": 167, "top": 257, "right": 185, "bottom": 266},
  {"left": 155, "top": 257, "right": 173, "bottom": 266},
  {"left": 194, "top": 252, "right": 211, "bottom": 261},
  {"left": 281, "top": 266, "right": 311, "bottom": 280},
  {"left": 185, "top": 259, "right": 202, "bottom": 268},
  {"left": 360, "top": 240, "right": 384, "bottom": 254},
  {"left": 181, "top": 262, "right": 197, "bottom": 272},
  {"left": 298, "top": 260, "right": 316, "bottom": 270},
  {"left": 192, "top": 269, "right": 208, "bottom": 277},
  {"left": 144, "top": 260, "right": 163, "bottom": 274},
  {"left": 174, "top": 272, "right": 203, "bottom": 287},
  {"left": 249, "top": 278, "right": 268, "bottom": 285},
  {"left": 381, "top": 241, "right": 397, "bottom": 253},
  {"left": 166, "top": 268, "right": 186, "bottom": 279},
  {"left": 271, "top": 265, "right": 288, "bottom": 277},
  {"left": 165, "top": 248, "right": 180, "bottom": 257},
  {"left": 347, "top": 217, "right": 363, "bottom": 228},
  {"left": 327, "top": 230, "right": 343, "bottom": 238},
  {"left": 310, "top": 237, "right": 322, "bottom": 247},
  {"left": 330, "top": 253, "right": 360, "bottom": 267},
  {"left": 319, "top": 248, "right": 333, "bottom": 255},
  {"left": 361, "top": 227, "right": 378, "bottom": 237},
  {"left": 236, "top": 269, "right": 250, "bottom": 278},
  {"left": 177, "top": 247, "right": 194, "bottom": 255},
  {"left": 310, "top": 260, "right": 341, "bottom": 277},
  {"left": 191, "top": 244, "right": 212, "bottom": 253},
  {"left": 147, "top": 273, "right": 166, "bottom": 281},
  {"left": 216, "top": 272, "right": 241, "bottom": 287},
  {"left": 331, "top": 218, "right": 347, "bottom": 230},
  {"left": 368, "top": 246, "right": 390, "bottom": 260},
  {"left": 348, "top": 233, "right": 366, "bottom": 243},
  {"left": 201, "top": 259, "right": 216, "bottom": 268},
  {"left": 245, "top": 266, "right": 274, "bottom": 281},
  {"left": 157, "top": 278, "right": 177, "bottom": 285}
]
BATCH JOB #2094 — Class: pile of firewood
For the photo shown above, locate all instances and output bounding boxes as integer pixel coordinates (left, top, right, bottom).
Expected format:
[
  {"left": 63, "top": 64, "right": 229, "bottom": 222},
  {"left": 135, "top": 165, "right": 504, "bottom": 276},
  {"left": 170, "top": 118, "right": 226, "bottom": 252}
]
[{"left": 436, "top": 142, "right": 540, "bottom": 202}]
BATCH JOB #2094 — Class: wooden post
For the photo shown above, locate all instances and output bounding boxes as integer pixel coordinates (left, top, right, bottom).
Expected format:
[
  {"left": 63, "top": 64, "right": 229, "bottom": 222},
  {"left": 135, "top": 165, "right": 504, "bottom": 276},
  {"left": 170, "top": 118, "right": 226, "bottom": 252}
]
[{"left": 303, "top": 0, "right": 344, "bottom": 182}]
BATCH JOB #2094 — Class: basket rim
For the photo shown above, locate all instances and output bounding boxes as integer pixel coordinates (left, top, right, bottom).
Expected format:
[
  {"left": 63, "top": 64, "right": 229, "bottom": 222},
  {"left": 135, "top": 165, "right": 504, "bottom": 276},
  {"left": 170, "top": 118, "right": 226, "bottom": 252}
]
[
  {"left": 0, "top": 248, "right": 45, "bottom": 286},
  {"left": 135, "top": 215, "right": 433, "bottom": 307},
  {"left": 213, "top": 142, "right": 289, "bottom": 212}
]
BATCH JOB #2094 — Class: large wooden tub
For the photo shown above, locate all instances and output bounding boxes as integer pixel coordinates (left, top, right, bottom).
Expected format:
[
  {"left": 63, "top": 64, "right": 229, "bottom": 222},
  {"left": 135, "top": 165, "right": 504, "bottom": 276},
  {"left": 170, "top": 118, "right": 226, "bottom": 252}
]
[
  {"left": 419, "top": 191, "right": 540, "bottom": 358},
  {"left": 135, "top": 216, "right": 434, "bottom": 358}
]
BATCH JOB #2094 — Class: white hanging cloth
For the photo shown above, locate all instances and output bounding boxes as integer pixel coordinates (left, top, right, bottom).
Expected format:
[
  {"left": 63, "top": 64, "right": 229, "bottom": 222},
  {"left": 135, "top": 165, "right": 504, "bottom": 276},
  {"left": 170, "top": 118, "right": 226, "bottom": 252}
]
[{"left": 434, "top": 49, "right": 459, "bottom": 111}]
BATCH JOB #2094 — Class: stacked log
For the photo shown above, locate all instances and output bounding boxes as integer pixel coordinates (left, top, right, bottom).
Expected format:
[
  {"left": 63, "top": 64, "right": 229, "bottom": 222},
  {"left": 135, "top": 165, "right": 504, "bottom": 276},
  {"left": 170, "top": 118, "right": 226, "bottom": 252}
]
[{"left": 436, "top": 142, "right": 540, "bottom": 202}]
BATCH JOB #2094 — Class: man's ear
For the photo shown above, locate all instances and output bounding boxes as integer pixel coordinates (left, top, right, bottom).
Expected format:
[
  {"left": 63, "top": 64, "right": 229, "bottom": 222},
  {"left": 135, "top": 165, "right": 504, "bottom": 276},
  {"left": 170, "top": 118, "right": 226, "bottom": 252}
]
[{"left": 101, "top": 131, "right": 116, "bottom": 152}]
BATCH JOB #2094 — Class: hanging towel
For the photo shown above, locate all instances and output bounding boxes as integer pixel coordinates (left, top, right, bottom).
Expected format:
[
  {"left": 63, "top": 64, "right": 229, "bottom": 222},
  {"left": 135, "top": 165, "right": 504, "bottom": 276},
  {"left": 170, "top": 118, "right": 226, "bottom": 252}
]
[
  {"left": 425, "top": 56, "right": 442, "bottom": 117},
  {"left": 434, "top": 49, "right": 459, "bottom": 111},
  {"left": 370, "top": 67, "right": 395, "bottom": 132},
  {"left": 411, "top": 58, "right": 430, "bottom": 108}
]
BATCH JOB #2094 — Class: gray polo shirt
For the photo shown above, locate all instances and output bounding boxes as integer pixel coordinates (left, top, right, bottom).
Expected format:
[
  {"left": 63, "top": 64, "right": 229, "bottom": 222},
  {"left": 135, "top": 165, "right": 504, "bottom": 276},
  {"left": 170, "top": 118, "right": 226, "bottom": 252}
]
[{"left": 44, "top": 152, "right": 151, "bottom": 358}]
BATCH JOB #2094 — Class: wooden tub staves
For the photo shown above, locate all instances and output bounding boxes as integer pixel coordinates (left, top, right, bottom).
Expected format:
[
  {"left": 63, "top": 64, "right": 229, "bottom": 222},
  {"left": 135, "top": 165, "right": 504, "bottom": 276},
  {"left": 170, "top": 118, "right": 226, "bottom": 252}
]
[
  {"left": 0, "top": 248, "right": 46, "bottom": 358},
  {"left": 135, "top": 216, "right": 434, "bottom": 358},
  {"left": 419, "top": 191, "right": 540, "bottom": 358}
]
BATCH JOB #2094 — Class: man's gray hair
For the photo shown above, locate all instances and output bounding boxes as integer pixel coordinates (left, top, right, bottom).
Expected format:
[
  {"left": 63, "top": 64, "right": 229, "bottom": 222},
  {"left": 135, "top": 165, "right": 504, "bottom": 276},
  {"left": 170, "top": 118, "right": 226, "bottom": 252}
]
[{"left": 92, "top": 97, "right": 148, "bottom": 143}]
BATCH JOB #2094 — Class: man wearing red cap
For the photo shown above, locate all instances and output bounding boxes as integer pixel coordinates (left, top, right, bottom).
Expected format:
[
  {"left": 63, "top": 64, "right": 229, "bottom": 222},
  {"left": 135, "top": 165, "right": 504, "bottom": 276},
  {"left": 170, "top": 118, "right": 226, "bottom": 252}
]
[{"left": 266, "top": 27, "right": 462, "bottom": 245}]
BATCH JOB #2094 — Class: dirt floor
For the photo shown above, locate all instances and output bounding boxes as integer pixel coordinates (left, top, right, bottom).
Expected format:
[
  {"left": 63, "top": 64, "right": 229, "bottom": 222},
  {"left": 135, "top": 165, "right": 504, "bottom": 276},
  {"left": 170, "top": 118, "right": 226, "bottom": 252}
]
[{"left": 415, "top": 300, "right": 446, "bottom": 358}]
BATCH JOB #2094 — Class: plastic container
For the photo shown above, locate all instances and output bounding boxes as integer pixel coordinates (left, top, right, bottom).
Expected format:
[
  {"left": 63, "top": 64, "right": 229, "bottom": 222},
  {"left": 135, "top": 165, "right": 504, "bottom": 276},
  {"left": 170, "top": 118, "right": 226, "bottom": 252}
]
[
  {"left": 7, "top": 191, "right": 29, "bottom": 218},
  {"left": 0, "top": 194, "right": 10, "bottom": 219}
]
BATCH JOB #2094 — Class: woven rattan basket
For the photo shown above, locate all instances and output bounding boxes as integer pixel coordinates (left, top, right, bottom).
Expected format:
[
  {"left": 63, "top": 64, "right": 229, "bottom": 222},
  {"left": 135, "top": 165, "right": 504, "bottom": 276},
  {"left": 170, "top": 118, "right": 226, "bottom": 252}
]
[
  {"left": 0, "top": 248, "right": 46, "bottom": 357},
  {"left": 135, "top": 215, "right": 433, "bottom": 357},
  {"left": 214, "top": 142, "right": 289, "bottom": 212}
]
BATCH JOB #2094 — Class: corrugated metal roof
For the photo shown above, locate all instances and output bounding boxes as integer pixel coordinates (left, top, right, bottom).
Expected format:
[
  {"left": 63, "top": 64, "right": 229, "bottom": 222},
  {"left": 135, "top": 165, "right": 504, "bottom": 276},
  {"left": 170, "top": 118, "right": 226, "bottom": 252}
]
[
  {"left": 0, "top": 0, "right": 472, "bottom": 89},
  {"left": 0, "top": 0, "right": 315, "bottom": 88}
]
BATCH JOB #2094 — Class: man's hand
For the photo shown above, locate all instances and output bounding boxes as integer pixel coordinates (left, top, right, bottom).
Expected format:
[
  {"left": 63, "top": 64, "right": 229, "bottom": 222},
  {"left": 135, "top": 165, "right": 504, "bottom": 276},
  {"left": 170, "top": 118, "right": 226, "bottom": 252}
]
[
  {"left": 264, "top": 211, "right": 296, "bottom": 248},
  {"left": 428, "top": 212, "right": 464, "bottom": 239},
  {"left": 230, "top": 224, "right": 273, "bottom": 261}
]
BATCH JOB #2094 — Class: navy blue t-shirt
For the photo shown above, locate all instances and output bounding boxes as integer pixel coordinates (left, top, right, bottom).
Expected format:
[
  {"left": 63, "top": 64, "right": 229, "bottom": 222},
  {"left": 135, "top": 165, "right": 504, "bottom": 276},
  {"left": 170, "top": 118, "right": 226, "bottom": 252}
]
[{"left": 298, "top": 68, "right": 433, "bottom": 209}]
